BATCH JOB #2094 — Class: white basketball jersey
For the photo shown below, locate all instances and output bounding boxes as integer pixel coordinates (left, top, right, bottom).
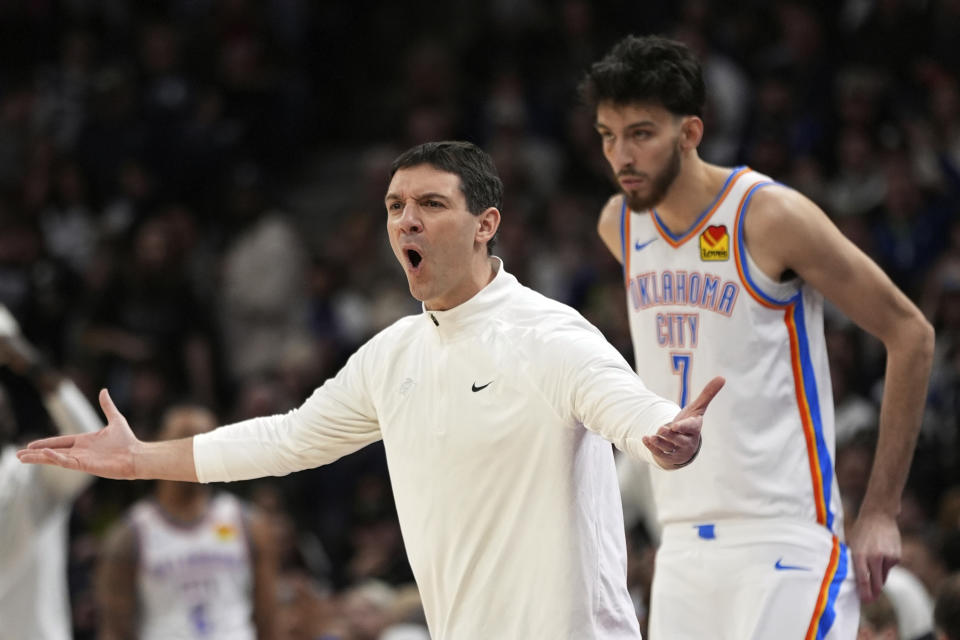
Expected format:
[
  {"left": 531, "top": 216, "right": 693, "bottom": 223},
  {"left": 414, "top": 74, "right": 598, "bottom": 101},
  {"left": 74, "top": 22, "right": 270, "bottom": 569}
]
[
  {"left": 131, "top": 492, "right": 256, "bottom": 640},
  {"left": 621, "top": 166, "right": 844, "bottom": 536}
]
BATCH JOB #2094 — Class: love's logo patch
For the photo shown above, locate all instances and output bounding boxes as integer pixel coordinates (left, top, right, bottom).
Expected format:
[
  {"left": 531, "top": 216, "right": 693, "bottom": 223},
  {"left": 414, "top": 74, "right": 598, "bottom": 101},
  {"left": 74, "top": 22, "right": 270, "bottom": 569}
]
[{"left": 699, "top": 224, "right": 729, "bottom": 261}]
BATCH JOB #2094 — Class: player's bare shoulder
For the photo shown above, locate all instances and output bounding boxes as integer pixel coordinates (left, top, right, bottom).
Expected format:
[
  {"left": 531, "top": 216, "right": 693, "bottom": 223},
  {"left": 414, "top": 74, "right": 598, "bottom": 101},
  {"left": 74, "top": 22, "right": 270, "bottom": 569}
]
[
  {"left": 597, "top": 193, "right": 626, "bottom": 263},
  {"left": 741, "top": 183, "right": 829, "bottom": 279}
]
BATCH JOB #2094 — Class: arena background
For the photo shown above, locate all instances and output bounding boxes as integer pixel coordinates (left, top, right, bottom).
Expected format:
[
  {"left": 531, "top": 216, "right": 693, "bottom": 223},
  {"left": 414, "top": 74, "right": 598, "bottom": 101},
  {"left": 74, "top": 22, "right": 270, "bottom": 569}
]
[{"left": 1, "top": 0, "right": 959, "bottom": 637}]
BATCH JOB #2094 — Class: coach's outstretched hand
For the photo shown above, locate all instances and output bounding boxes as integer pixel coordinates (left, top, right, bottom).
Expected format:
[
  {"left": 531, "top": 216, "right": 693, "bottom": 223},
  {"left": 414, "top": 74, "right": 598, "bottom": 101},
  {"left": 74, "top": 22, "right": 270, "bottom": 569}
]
[
  {"left": 643, "top": 376, "right": 725, "bottom": 469},
  {"left": 18, "top": 389, "right": 141, "bottom": 479},
  {"left": 18, "top": 389, "right": 200, "bottom": 481}
]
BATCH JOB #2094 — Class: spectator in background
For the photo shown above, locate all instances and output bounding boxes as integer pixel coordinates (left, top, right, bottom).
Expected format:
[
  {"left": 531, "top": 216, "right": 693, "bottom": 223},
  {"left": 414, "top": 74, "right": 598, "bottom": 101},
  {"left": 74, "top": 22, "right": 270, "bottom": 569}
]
[
  {"left": 0, "top": 306, "right": 103, "bottom": 640},
  {"left": 826, "top": 126, "right": 887, "bottom": 219},
  {"left": 857, "top": 591, "right": 899, "bottom": 640},
  {"left": 870, "top": 152, "right": 952, "bottom": 297},
  {"left": 827, "top": 320, "right": 879, "bottom": 446},
  {"left": 82, "top": 215, "right": 218, "bottom": 422},
  {"left": 935, "top": 574, "right": 960, "bottom": 640},
  {"left": 902, "top": 530, "right": 950, "bottom": 606},
  {"left": 924, "top": 248, "right": 960, "bottom": 480},
  {"left": 672, "top": 19, "right": 751, "bottom": 166},
  {"left": 0, "top": 211, "right": 80, "bottom": 363},
  {"left": 340, "top": 580, "right": 396, "bottom": 640},
  {"left": 38, "top": 159, "right": 98, "bottom": 278},
  {"left": 883, "top": 564, "right": 936, "bottom": 640},
  {"left": 274, "top": 570, "right": 343, "bottom": 640},
  {"left": 217, "top": 161, "right": 311, "bottom": 386},
  {"left": 379, "top": 583, "right": 430, "bottom": 640}
]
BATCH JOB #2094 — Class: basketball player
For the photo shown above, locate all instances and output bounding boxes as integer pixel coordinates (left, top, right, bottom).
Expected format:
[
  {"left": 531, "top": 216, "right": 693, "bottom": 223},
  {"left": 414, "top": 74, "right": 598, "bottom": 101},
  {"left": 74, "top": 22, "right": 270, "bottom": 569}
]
[
  {"left": 20, "top": 140, "right": 724, "bottom": 639},
  {"left": 0, "top": 306, "right": 103, "bottom": 640},
  {"left": 96, "top": 404, "right": 277, "bottom": 640},
  {"left": 580, "top": 35, "right": 935, "bottom": 639}
]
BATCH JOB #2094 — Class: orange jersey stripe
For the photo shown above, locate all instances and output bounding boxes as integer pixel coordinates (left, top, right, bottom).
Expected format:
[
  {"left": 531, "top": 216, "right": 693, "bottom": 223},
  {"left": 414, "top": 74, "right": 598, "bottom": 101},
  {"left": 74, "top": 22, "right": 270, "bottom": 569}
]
[
  {"left": 804, "top": 536, "right": 841, "bottom": 640},
  {"left": 786, "top": 307, "right": 829, "bottom": 526}
]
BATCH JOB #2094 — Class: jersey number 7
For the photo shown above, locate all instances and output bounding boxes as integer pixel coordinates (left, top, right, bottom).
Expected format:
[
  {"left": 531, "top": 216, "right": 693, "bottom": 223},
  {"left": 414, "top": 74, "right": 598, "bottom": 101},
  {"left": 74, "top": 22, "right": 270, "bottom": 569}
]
[{"left": 670, "top": 352, "right": 692, "bottom": 408}]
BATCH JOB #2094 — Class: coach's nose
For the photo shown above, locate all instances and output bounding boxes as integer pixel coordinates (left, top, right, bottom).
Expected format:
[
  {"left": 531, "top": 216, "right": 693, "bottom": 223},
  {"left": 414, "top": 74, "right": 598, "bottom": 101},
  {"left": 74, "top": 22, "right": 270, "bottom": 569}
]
[{"left": 397, "top": 202, "right": 423, "bottom": 234}]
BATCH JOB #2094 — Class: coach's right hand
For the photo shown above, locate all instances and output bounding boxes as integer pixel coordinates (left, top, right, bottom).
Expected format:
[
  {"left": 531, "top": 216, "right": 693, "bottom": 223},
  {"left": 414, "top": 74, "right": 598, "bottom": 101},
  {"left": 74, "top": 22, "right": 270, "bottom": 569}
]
[
  {"left": 16, "top": 389, "right": 200, "bottom": 481},
  {"left": 18, "top": 389, "right": 139, "bottom": 478}
]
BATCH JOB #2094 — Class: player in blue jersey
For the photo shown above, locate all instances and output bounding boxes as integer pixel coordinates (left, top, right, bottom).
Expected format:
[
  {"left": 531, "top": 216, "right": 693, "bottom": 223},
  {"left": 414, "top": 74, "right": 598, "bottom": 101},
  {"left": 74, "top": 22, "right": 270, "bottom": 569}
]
[{"left": 581, "top": 35, "right": 935, "bottom": 639}]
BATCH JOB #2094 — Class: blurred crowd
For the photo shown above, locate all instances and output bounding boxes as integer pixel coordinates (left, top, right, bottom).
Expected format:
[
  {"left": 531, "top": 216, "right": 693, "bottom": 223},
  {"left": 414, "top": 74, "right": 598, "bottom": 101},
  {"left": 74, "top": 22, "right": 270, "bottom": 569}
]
[{"left": 1, "top": 0, "right": 960, "bottom": 638}]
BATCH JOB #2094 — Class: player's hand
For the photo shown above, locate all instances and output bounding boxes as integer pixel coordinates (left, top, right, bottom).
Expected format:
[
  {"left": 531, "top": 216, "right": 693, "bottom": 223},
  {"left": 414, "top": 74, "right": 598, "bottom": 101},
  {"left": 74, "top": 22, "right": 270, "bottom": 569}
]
[
  {"left": 643, "top": 376, "right": 724, "bottom": 469},
  {"left": 847, "top": 510, "right": 900, "bottom": 602},
  {"left": 17, "top": 389, "right": 142, "bottom": 479}
]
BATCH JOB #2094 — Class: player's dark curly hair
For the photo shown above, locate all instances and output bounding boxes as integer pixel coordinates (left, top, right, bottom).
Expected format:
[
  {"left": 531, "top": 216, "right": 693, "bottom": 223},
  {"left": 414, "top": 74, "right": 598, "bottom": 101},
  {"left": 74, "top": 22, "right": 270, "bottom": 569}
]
[
  {"left": 579, "top": 34, "right": 705, "bottom": 118},
  {"left": 390, "top": 140, "right": 502, "bottom": 251}
]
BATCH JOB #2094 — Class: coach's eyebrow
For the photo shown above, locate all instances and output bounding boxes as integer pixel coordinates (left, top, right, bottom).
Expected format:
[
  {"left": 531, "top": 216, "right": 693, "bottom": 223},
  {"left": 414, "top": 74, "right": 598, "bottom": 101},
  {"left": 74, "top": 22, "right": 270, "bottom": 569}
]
[{"left": 384, "top": 192, "right": 451, "bottom": 204}]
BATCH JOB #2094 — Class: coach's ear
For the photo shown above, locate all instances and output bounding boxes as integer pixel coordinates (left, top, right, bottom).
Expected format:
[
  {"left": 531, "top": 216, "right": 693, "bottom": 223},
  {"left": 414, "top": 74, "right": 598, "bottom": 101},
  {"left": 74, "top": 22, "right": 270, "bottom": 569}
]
[
  {"left": 476, "top": 207, "right": 500, "bottom": 247},
  {"left": 679, "top": 116, "right": 704, "bottom": 151}
]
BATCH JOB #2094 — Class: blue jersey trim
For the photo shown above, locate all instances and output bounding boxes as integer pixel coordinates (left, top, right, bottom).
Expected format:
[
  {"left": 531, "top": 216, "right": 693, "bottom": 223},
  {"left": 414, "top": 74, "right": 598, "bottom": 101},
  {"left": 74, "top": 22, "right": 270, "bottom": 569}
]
[
  {"left": 814, "top": 543, "right": 849, "bottom": 638},
  {"left": 733, "top": 181, "right": 791, "bottom": 306},
  {"left": 792, "top": 299, "right": 835, "bottom": 531}
]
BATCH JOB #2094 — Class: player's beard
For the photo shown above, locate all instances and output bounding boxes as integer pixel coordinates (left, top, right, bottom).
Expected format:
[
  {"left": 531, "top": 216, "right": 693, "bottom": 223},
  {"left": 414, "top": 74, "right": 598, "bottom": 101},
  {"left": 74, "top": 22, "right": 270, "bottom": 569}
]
[{"left": 619, "top": 141, "right": 682, "bottom": 212}]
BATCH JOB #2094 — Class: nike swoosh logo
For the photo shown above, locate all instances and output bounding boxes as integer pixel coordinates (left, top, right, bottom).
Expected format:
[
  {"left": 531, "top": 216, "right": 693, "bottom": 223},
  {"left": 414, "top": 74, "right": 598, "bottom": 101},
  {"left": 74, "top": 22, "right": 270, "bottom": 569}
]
[
  {"left": 774, "top": 558, "right": 811, "bottom": 571},
  {"left": 472, "top": 381, "right": 493, "bottom": 392},
  {"left": 634, "top": 237, "right": 658, "bottom": 251}
]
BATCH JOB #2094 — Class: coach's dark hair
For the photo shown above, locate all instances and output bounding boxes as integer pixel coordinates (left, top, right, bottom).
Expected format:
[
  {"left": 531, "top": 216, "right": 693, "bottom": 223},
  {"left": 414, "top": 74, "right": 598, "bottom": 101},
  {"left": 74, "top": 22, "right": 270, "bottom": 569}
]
[
  {"left": 579, "top": 34, "right": 705, "bottom": 117},
  {"left": 390, "top": 140, "right": 502, "bottom": 251}
]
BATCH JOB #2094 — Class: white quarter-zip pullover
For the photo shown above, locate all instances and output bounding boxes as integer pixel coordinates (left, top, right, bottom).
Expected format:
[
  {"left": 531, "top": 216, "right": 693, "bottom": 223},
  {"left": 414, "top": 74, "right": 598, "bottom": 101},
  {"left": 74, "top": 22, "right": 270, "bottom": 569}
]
[{"left": 194, "top": 259, "right": 680, "bottom": 639}]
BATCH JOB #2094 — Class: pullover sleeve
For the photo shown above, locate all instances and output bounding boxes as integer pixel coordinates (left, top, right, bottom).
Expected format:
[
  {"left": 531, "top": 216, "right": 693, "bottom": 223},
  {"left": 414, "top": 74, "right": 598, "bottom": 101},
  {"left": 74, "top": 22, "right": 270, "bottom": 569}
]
[
  {"left": 194, "top": 344, "right": 381, "bottom": 483},
  {"left": 535, "top": 316, "right": 680, "bottom": 465}
]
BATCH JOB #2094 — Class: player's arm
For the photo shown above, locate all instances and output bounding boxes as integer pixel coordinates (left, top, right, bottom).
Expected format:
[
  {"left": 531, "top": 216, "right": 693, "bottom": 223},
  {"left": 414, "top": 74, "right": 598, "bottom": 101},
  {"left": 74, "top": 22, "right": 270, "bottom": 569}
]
[
  {"left": 597, "top": 194, "right": 625, "bottom": 264},
  {"left": 0, "top": 331, "right": 105, "bottom": 495},
  {"left": 247, "top": 506, "right": 278, "bottom": 640},
  {"left": 745, "top": 185, "right": 935, "bottom": 600},
  {"left": 96, "top": 520, "right": 139, "bottom": 640}
]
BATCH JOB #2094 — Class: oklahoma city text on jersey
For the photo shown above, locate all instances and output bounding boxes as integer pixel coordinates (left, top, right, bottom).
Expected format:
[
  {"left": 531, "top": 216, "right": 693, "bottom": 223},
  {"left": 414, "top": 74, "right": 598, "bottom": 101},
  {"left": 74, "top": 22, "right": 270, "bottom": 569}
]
[{"left": 627, "top": 270, "right": 740, "bottom": 349}]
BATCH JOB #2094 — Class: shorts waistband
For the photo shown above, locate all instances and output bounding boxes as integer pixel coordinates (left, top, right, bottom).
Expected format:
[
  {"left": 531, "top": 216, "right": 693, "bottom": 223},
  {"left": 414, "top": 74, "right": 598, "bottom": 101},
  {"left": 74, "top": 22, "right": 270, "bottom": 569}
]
[{"left": 660, "top": 518, "right": 840, "bottom": 546}]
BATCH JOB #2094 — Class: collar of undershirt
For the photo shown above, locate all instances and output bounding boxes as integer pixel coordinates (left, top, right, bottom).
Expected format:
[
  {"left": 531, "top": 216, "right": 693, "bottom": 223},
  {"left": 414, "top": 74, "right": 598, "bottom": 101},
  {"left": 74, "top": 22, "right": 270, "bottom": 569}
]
[{"left": 423, "top": 256, "right": 514, "bottom": 340}]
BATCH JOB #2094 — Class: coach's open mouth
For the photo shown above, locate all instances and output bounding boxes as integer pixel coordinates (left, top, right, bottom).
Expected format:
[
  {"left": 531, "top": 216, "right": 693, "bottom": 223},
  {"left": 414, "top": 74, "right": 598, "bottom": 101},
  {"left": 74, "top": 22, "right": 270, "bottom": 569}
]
[{"left": 407, "top": 249, "right": 423, "bottom": 268}]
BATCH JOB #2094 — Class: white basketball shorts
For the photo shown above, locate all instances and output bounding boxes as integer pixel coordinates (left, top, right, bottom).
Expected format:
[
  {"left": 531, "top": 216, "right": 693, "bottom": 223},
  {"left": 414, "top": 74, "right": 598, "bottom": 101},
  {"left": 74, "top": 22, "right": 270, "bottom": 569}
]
[{"left": 648, "top": 519, "right": 859, "bottom": 640}]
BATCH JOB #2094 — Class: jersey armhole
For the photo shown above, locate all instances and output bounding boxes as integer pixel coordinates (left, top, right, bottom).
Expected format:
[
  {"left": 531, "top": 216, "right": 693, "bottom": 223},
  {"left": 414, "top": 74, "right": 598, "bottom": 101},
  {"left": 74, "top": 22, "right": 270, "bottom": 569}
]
[{"left": 733, "top": 181, "right": 802, "bottom": 307}]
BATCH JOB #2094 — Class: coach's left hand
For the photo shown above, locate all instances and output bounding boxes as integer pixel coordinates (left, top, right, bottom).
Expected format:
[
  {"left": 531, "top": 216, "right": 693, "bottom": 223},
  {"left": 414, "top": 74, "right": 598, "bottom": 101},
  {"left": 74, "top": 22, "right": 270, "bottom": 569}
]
[{"left": 643, "top": 376, "right": 725, "bottom": 469}]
